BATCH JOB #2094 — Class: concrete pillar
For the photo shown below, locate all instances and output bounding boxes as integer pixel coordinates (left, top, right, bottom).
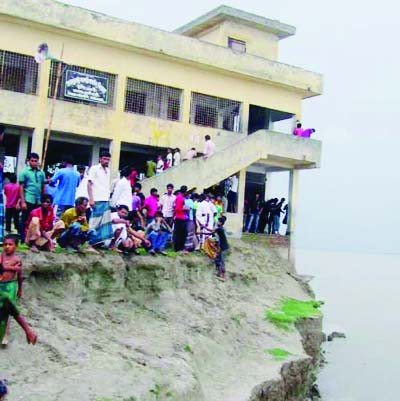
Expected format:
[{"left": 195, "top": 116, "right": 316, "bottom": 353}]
[
  {"left": 237, "top": 168, "right": 247, "bottom": 235},
  {"left": 264, "top": 172, "right": 272, "bottom": 201},
  {"left": 288, "top": 169, "right": 299, "bottom": 266},
  {"left": 30, "top": 127, "right": 44, "bottom": 158},
  {"left": 241, "top": 102, "right": 250, "bottom": 134},
  {"left": 109, "top": 139, "right": 121, "bottom": 179},
  {"left": 91, "top": 143, "right": 100, "bottom": 167},
  {"left": 17, "top": 134, "right": 29, "bottom": 174},
  {"left": 183, "top": 90, "right": 192, "bottom": 124}
]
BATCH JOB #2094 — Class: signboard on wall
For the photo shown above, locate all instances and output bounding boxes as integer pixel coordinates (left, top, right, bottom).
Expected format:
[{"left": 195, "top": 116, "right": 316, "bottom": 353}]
[{"left": 64, "top": 70, "right": 109, "bottom": 104}]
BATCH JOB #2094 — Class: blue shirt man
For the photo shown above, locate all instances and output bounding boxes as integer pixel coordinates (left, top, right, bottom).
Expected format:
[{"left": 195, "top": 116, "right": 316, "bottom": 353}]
[{"left": 50, "top": 157, "right": 80, "bottom": 217}]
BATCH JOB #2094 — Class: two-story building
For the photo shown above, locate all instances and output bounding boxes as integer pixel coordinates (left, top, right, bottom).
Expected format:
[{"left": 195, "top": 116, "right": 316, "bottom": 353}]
[{"left": 0, "top": 0, "right": 322, "bottom": 258}]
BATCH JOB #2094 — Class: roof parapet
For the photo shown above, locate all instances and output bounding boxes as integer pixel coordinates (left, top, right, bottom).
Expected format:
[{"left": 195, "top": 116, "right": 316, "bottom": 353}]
[{"left": 174, "top": 5, "right": 296, "bottom": 39}]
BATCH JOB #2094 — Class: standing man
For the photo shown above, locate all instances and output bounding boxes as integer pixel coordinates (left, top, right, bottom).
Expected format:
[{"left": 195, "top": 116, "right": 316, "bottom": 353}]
[
  {"left": 227, "top": 174, "right": 238, "bottom": 213},
  {"left": 111, "top": 166, "right": 132, "bottom": 211},
  {"left": 246, "top": 193, "right": 263, "bottom": 233},
  {"left": 146, "top": 159, "right": 156, "bottom": 178},
  {"left": 160, "top": 183, "right": 176, "bottom": 227},
  {"left": 174, "top": 185, "right": 188, "bottom": 252},
  {"left": 203, "top": 135, "right": 216, "bottom": 159},
  {"left": 87, "top": 151, "right": 113, "bottom": 247},
  {"left": 50, "top": 156, "right": 80, "bottom": 218},
  {"left": 143, "top": 188, "right": 159, "bottom": 224},
  {"left": 18, "top": 152, "right": 46, "bottom": 241}
]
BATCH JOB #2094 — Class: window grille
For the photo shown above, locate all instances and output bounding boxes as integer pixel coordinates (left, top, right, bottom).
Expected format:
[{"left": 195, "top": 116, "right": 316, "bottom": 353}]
[
  {"left": 0, "top": 50, "right": 38, "bottom": 94},
  {"left": 190, "top": 92, "right": 241, "bottom": 132},
  {"left": 125, "top": 78, "right": 182, "bottom": 122},
  {"left": 228, "top": 38, "right": 246, "bottom": 54},
  {"left": 48, "top": 62, "right": 116, "bottom": 108}
]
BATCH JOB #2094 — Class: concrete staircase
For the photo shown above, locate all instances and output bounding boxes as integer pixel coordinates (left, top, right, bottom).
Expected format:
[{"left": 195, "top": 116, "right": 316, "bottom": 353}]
[{"left": 140, "top": 129, "right": 321, "bottom": 194}]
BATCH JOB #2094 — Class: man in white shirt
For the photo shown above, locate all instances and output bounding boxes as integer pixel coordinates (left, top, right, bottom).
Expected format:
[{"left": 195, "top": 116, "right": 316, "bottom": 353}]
[
  {"left": 166, "top": 149, "right": 173, "bottom": 169},
  {"left": 227, "top": 174, "right": 239, "bottom": 213},
  {"left": 160, "top": 183, "right": 176, "bottom": 226},
  {"left": 203, "top": 135, "right": 216, "bottom": 159},
  {"left": 87, "top": 151, "right": 113, "bottom": 246},
  {"left": 173, "top": 148, "right": 181, "bottom": 166},
  {"left": 156, "top": 155, "right": 164, "bottom": 174},
  {"left": 196, "top": 194, "right": 215, "bottom": 246},
  {"left": 111, "top": 166, "right": 132, "bottom": 211}
]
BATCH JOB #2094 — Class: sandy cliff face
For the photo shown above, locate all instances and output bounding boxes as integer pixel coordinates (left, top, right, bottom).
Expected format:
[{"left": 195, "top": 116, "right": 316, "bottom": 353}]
[{"left": 1, "top": 239, "right": 322, "bottom": 401}]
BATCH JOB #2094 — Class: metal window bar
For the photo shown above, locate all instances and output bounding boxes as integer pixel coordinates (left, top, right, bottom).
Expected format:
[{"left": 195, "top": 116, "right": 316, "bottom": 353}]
[
  {"left": 125, "top": 78, "right": 182, "bottom": 122},
  {"left": 48, "top": 62, "right": 116, "bottom": 108},
  {"left": 190, "top": 92, "right": 241, "bottom": 132},
  {"left": 0, "top": 49, "right": 38, "bottom": 94}
]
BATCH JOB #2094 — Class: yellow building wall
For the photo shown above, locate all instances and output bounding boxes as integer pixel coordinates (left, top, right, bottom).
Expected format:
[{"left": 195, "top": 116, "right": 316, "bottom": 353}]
[
  {"left": 0, "top": 16, "right": 303, "bottom": 174},
  {"left": 196, "top": 21, "right": 279, "bottom": 60}
]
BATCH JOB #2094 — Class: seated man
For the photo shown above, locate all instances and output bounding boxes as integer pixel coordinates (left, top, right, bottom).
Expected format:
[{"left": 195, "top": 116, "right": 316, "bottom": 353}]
[
  {"left": 58, "top": 197, "right": 98, "bottom": 253},
  {"left": 145, "top": 211, "right": 172, "bottom": 255},
  {"left": 125, "top": 211, "right": 151, "bottom": 253},
  {"left": 106, "top": 204, "right": 134, "bottom": 253},
  {"left": 25, "top": 194, "right": 65, "bottom": 253}
]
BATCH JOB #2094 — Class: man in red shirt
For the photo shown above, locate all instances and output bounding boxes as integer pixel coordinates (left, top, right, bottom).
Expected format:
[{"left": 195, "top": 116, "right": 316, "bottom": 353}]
[
  {"left": 174, "top": 185, "right": 188, "bottom": 252},
  {"left": 25, "top": 194, "right": 65, "bottom": 253}
]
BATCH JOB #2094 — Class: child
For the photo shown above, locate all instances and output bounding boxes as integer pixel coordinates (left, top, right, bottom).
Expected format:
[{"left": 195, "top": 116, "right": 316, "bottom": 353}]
[
  {"left": 3, "top": 174, "right": 20, "bottom": 234},
  {"left": 145, "top": 211, "right": 172, "bottom": 255},
  {"left": 214, "top": 216, "right": 229, "bottom": 281},
  {"left": 0, "top": 235, "right": 37, "bottom": 346}
]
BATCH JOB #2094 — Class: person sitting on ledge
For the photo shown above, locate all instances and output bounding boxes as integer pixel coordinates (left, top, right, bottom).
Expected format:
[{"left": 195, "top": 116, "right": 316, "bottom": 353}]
[
  {"left": 103, "top": 204, "right": 132, "bottom": 253},
  {"left": 25, "top": 194, "right": 65, "bottom": 253},
  {"left": 145, "top": 211, "right": 172, "bottom": 255},
  {"left": 58, "top": 197, "right": 98, "bottom": 253}
]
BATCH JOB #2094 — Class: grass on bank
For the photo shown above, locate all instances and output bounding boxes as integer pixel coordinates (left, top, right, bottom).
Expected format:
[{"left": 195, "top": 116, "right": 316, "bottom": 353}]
[
  {"left": 265, "top": 298, "right": 322, "bottom": 330},
  {"left": 265, "top": 348, "right": 292, "bottom": 361}
]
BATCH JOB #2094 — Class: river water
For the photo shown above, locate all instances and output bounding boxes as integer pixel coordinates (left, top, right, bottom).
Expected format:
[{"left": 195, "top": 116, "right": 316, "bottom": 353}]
[{"left": 296, "top": 250, "right": 400, "bottom": 401}]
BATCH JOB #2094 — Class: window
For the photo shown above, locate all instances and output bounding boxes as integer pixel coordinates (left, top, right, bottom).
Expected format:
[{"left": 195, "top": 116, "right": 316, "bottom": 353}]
[
  {"left": 48, "top": 62, "right": 116, "bottom": 108},
  {"left": 0, "top": 50, "right": 38, "bottom": 94},
  {"left": 228, "top": 38, "right": 246, "bottom": 53},
  {"left": 190, "top": 92, "right": 241, "bottom": 132},
  {"left": 124, "top": 78, "right": 182, "bottom": 122}
]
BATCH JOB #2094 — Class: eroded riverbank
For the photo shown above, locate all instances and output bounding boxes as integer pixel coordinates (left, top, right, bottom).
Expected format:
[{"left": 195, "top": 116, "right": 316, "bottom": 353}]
[{"left": 1, "top": 239, "right": 323, "bottom": 401}]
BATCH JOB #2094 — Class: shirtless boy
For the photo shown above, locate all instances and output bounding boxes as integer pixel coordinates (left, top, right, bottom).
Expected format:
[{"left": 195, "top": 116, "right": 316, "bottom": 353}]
[{"left": 0, "top": 235, "right": 37, "bottom": 346}]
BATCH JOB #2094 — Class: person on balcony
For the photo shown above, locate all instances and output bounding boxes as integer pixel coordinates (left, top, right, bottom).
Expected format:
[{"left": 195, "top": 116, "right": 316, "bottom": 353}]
[
  {"left": 183, "top": 147, "right": 197, "bottom": 161},
  {"left": 203, "top": 135, "right": 216, "bottom": 159},
  {"left": 293, "top": 122, "right": 304, "bottom": 137},
  {"left": 301, "top": 128, "right": 316, "bottom": 138},
  {"left": 156, "top": 155, "right": 164, "bottom": 175},
  {"left": 173, "top": 148, "right": 181, "bottom": 166}
]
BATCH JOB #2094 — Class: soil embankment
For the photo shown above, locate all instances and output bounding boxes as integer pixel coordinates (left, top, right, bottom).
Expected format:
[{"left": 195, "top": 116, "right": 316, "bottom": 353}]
[{"left": 1, "top": 239, "right": 323, "bottom": 401}]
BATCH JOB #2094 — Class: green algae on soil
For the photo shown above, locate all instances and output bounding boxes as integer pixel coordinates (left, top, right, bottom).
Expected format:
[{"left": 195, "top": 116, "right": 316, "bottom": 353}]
[
  {"left": 266, "top": 297, "right": 322, "bottom": 330},
  {"left": 265, "top": 348, "right": 292, "bottom": 361}
]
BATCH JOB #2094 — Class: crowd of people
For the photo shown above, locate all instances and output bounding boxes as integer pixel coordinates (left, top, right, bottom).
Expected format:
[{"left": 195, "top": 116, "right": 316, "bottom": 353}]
[
  {"left": 244, "top": 195, "right": 288, "bottom": 235},
  {"left": 0, "top": 145, "right": 234, "bottom": 353},
  {"left": 143, "top": 135, "right": 216, "bottom": 178},
  {"left": 2, "top": 150, "right": 229, "bottom": 273}
]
